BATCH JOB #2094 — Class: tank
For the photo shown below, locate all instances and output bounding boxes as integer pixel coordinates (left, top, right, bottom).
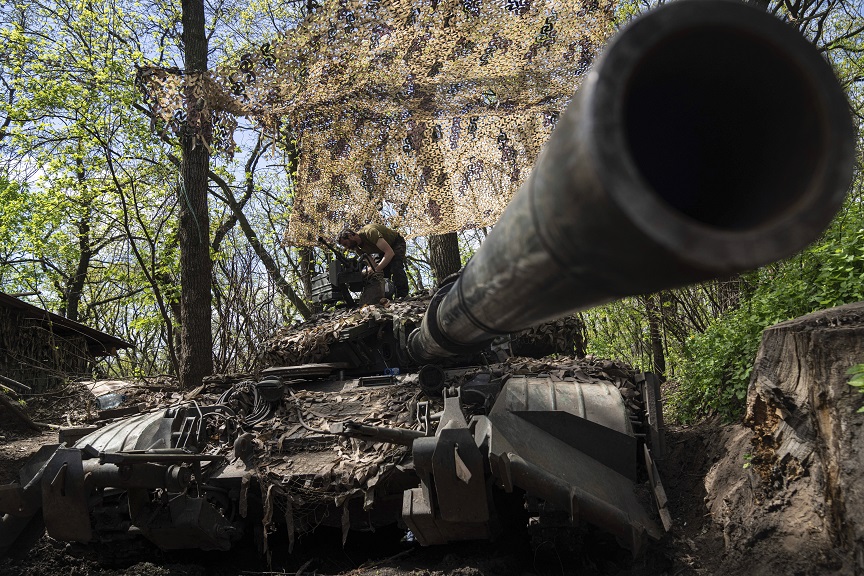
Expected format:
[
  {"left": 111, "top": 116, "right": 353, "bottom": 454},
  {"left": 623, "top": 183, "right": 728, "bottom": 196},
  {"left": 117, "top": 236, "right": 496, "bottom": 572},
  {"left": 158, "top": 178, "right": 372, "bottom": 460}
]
[{"left": 0, "top": 0, "right": 854, "bottom": 561}]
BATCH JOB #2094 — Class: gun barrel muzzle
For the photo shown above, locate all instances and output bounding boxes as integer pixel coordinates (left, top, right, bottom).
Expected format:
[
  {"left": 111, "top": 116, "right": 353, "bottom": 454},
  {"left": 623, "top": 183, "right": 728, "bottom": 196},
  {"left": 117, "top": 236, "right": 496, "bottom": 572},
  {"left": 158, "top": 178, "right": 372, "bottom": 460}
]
[{"left": 408, "top": 0, "right": 855, "bottom": 363}]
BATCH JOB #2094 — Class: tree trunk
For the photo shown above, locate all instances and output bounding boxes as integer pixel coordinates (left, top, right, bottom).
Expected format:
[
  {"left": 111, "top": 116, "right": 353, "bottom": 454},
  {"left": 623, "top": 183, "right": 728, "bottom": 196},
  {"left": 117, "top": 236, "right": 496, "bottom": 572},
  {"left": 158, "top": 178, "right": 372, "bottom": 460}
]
[
  {"left": 701, "top": 303, "right": 864, "bottom": 575},
  {"left": 178, "top": 0, "right": 213, "bottom": 388},
  {"left": 297, "top": 247, "right": 314, "bottom": 299},
  {"left": 644, "top": 293, "right": 666, "bottom": 381},
  {"left": 65, "top": 207, "right": 92, "bottom": 323},
  {"left": 429, "top": 232, "right": 461, "bottom": 286},
  {"left": 64, "top": 157, "right": 92, "bottom": 323},
  {"left": 744, "top": 303, "right": 864, "bottom": 572},
  {"left": 0, "top": 390, "right": 43, "bottom": 432}
]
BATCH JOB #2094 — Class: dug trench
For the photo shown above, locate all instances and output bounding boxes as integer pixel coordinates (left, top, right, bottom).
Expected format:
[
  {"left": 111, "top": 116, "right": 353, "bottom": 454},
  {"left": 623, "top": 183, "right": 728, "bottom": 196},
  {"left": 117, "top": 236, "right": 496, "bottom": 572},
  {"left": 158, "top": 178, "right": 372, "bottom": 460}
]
[{"left": 2, "top": 302, "right": 864, "bottom": 575}]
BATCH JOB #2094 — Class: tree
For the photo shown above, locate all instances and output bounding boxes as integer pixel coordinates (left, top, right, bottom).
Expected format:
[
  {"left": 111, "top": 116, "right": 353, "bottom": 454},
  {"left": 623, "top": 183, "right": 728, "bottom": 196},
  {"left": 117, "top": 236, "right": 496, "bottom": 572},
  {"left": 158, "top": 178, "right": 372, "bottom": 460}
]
[
  {"left": 428, "top": 232, "right": 461, "bottom": 286},
  {"left": 178, "top": 0, "right": 213, "bottom": 388},
  {"left": 0, "top": 0, "right": 322, "bottom": 382},
  {"left": 642, "top": 293, "right": 666, "bottom": 381},
  {"left": 0, "top": 1, "right": 158, "bottom": 325}
]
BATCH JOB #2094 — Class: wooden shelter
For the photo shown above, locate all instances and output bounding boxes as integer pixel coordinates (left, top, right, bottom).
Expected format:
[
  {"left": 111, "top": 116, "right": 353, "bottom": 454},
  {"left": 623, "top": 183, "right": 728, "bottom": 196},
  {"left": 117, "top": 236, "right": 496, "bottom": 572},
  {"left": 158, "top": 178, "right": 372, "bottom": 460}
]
[{"left": 0, "top": 293, "right": 132, "bottom": 393}]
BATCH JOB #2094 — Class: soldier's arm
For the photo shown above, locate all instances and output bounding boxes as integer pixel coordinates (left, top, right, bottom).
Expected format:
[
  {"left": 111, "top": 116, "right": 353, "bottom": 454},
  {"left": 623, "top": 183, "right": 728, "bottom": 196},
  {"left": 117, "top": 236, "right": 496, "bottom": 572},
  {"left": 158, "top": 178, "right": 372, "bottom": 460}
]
[{"left": 373, "top": 238, "right": 395, "bottom": 272}]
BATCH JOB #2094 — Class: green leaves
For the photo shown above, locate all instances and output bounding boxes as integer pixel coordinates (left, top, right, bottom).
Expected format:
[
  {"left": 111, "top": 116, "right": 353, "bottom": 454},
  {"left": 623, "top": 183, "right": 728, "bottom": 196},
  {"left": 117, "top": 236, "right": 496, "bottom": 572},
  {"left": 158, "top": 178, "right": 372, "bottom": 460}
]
[
  {"left": 847, "top": 363, "right": 864, "bottom": 413},
  {"left": 581, "top": 192, "right": 864, "bottom": 424},
  {"left": 847, "top": 363, "right": 864, "bottom": 385},
  {"left": 669, "top": 196, "right": 864, "bottom": 422}
]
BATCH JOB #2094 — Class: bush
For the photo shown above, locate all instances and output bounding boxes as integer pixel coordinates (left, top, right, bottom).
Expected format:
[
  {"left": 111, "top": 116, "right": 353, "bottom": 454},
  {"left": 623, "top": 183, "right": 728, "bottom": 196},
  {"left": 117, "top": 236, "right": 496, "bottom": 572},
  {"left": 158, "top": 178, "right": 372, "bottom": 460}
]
[{"left": 670, "top": 199, "right": 864, "bottom": 422}]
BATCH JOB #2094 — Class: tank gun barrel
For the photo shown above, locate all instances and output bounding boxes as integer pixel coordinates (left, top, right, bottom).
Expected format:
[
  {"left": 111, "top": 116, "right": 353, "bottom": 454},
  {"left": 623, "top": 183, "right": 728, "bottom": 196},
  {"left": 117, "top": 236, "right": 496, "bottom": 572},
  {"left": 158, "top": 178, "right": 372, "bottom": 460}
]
[{"left": 408, "top": 0, "right": 855, "bottom": 363}]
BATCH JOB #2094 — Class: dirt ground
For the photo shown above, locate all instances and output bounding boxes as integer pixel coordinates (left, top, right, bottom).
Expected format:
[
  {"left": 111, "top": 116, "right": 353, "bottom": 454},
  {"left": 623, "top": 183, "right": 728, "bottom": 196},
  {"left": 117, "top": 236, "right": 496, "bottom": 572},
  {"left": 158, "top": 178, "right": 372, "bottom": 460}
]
[{"left": 0, "top": 385, "right": 844, "bottom": 576}]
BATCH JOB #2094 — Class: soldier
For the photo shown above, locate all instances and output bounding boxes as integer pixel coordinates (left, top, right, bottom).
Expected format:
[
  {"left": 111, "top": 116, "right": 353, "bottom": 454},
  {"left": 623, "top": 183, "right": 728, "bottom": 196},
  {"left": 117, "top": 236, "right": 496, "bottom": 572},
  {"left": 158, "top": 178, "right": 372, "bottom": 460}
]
[{"left": 338, "top": 224, "right": 410, "bottom": 298}]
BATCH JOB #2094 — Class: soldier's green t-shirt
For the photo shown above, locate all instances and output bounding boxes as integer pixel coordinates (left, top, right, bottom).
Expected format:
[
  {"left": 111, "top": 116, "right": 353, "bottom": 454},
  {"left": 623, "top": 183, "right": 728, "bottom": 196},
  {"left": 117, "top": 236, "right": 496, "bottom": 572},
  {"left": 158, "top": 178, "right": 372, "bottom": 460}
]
[{"left": 357, "top": 224, "right": 399, "bottom": 255}]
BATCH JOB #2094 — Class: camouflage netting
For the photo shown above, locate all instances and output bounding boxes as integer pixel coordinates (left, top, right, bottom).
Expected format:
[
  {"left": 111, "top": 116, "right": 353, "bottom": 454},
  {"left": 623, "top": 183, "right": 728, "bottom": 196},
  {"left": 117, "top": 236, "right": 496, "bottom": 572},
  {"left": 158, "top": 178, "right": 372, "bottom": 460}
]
[
  {"left": 259, "top": 298, "right": 428, "bottom": 366},
  {"left": 137, "top": 0, "right": 616, "bottom": 245},
  {"left": 253, "top": 383, "right": 419, "bottom": 552},
  {"left": 509, "top": 314, "right": 587, "bottom": 358}
]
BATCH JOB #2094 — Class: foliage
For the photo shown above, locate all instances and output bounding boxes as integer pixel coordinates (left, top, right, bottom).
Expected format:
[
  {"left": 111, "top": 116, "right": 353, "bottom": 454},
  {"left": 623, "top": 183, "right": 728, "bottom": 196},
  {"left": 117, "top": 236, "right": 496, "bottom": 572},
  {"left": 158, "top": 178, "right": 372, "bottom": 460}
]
[
  {"left": 0, "top": 0, "right": 295, "bottom": 378},
  {"left": 581, "top": 188, "right": 864, "bottom": 423},
  {"left": 671, "top": 194, "right": 864, "bottom": 422},
  {"left": 847, "top": 363, "right": 864, "bottom": 413},
  {"left": 583, "top": 298, "right": 653, "bottom": 368}
]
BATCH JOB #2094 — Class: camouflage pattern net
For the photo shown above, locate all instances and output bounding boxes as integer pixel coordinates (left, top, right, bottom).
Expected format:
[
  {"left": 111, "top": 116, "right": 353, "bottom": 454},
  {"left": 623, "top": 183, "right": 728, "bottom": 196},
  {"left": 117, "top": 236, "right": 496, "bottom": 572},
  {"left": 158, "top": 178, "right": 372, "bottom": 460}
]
[
  {"left": 138, "top": 0, "right": 615, "bottom": 245},
  {"left": 254, "top": 383, "right": 419, "bottom": 545},
  {"left": 135, "top": 69, "right": 243, "bottom": 154},
  {"left": 259, "top": 298, "right": 428, "bottom": 366}
]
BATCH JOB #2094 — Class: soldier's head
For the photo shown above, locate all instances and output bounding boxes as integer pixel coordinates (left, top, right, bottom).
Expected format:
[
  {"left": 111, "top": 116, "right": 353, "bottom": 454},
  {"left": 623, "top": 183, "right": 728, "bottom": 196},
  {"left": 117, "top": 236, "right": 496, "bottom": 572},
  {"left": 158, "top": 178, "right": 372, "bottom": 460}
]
[{"left": 337, "top": 229, "right": 361, "bottom": 249}]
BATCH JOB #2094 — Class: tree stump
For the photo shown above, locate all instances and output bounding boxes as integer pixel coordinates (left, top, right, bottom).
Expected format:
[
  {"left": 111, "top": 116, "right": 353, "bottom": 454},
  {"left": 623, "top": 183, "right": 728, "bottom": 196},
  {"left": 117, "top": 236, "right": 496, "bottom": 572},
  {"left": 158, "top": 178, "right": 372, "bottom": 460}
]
[{"left": 745, "top": 302, "right": 864, "bottom": 572}]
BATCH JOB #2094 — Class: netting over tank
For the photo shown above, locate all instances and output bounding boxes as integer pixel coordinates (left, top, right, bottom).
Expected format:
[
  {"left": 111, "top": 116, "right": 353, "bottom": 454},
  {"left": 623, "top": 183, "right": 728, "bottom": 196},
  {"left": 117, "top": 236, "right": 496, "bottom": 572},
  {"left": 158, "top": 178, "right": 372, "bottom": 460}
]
[{"left": 137, "top": 0, "right": 615, "bottom": 245}]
